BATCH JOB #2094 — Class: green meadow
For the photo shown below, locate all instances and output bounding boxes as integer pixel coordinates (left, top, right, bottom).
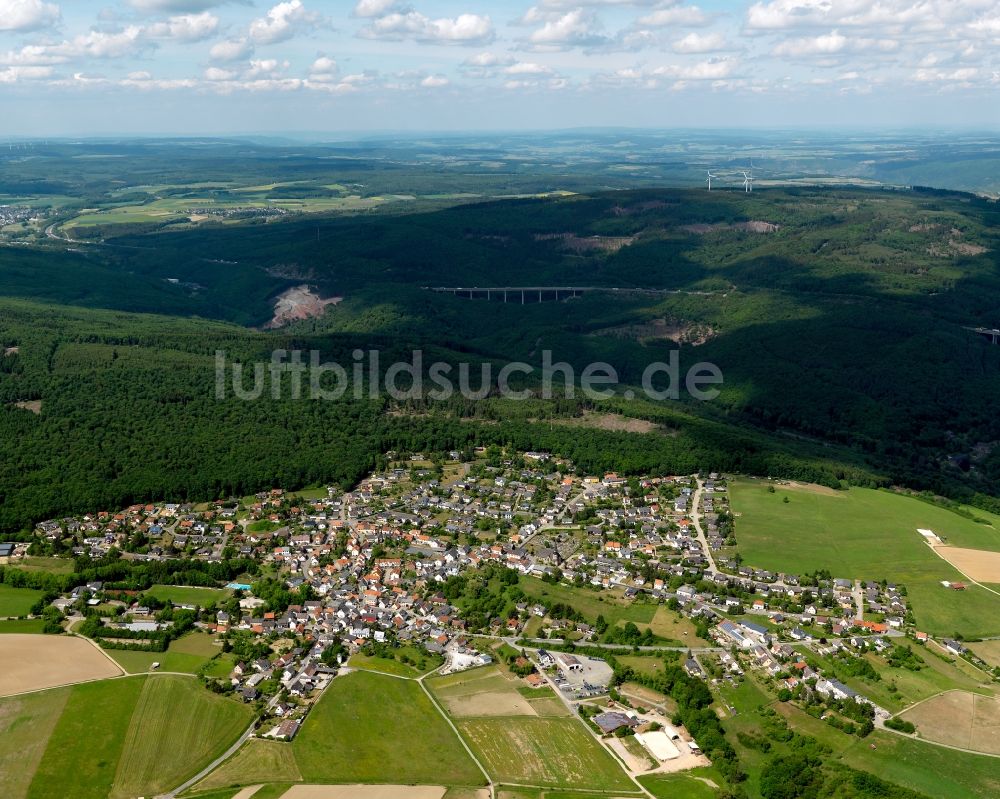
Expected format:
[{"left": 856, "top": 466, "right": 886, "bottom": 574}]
[
  {"left": 146, "top": 584, "right": 230, "bottom": 606},
  {"left": 292, "top": 670, "right": 485, "bottom": 787},
  {"left": 0, "top": 675, "right": 252, "bottom": 799},
  {"left": 730, "top": 479, "right": 1000, "bottom": 637},
  {"left": 0, "top": 585, "right": 44, "bottom": 617}
]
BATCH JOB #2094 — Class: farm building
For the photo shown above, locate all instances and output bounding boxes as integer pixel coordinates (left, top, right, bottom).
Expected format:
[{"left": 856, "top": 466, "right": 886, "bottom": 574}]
[
  {"left": 635, "top": 730, "right": 680, "bottom": 761},
  {"left": 593, "top": 711, "right": 638, "bottom": 734}
]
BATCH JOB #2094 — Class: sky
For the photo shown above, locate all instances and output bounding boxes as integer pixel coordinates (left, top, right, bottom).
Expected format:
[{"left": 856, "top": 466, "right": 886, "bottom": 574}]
[{"left": 1, "top": 0, "right": 1000, "bottom": 134}]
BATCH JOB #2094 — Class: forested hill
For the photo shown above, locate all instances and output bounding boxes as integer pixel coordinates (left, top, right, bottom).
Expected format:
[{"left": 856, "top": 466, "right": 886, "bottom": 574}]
[{"left": 3, "top": 185, "right": 1000, "bottom": 530}]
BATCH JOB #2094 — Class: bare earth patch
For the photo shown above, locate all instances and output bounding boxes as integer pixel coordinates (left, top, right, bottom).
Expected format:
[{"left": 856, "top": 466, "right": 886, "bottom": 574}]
[
  {"left": 2, "top": 346, "right": 18, "bottom": 356},
  {"left": 899, "top": 690, "right": 1000, "bottom": 755},
  {"left": 774, "top": 480, "right": 844, "bottom": 497},
  {"left": 593, "top": 317, "right": 716, "bottom": 346},
  {"left": 933, "top": 546, "right": 1000, "bottom": 582},
  {"left": 681, "top": 220, "right": 780, "bottom": 235},
  {"left": 264, "top": 285, "right": 342, "bottom": 329},
  {"left": 0, "top": 635, "right": 122, "bottom": 696},
  {"left": 11, "top": 400, "right": 41, "bottom": 415},
  {"left": 552, "top": 412, "right": 660, "bottom": 434},
  {"left": 533, "top": 232, "right": 635, "bottom": 254},
  {"left": 280, "top": 786, "right": 452, "bottom": 799}
]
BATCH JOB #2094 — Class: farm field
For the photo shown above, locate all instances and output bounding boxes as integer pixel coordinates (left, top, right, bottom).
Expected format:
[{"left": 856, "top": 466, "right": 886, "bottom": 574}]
[
  {"left": 292, "top": 671, "right": 484, "bottom": 788},
  {"left": 0, "top": 634, "right": 121, "bottom": 696},
  {"left": 899, "top": 690, "right": 1000, "bottom": 756},
  {"left": 0, "top": 688, "right": 70, "bottom": 799},
  {"left": 0, "top": 585, "right": 43, "bottom": 616},
  {"left": 0, "top": 674, "right": 254, "bottom": 799},
  {"left": 934, "top": 546, "right": 1000, "bottom": 583},
  {"left": 146, "top": 584, "right": 230, "bottom": 606},
  {"left": 729, "top": 479, "right": 1000, "bottom": 637},
  {"left": 429, "top": 666, "right": 571, "bottom": 719},
  {"left": 111, "top": 676, "right": 254, "bottom": 799},
  {"left": 457, "top": 717, "right": 635, "bottom": 792},
  {"left": 191, "top": 739, "right": 303, "bottom": 793}
]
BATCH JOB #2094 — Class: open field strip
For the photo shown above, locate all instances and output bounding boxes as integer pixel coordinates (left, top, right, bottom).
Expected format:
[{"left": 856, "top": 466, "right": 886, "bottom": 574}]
[
  {"left": 280, "top": 786, "right": 456, "bottom": 799},
  {"left": 729, "top": 479, "right": 1000, "bottom": 637},
  {"left": 0, "top": 634, "right": 122, "bottom": 697}
]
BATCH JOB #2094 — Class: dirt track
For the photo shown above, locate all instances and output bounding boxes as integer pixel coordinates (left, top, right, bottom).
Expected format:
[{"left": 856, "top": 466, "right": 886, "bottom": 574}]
[{"left": 0, "top": 635, "right": 122, "bottom": 696}]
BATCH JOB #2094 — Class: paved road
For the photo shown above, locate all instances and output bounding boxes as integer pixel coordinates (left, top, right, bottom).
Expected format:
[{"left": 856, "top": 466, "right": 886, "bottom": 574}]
[{"left": 690, "top": 477, "right": 718, "bottom": 574}]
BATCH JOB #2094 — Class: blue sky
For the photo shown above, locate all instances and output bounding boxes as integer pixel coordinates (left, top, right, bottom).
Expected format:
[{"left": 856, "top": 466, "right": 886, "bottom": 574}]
[{"left": 1, "top": 0, "right": 999, "bottom": 134}]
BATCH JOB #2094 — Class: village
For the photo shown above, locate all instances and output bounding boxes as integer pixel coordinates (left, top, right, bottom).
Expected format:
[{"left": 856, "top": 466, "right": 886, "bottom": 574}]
[{"left": 5, "top": 447, "right": 993, "bottom": 783}]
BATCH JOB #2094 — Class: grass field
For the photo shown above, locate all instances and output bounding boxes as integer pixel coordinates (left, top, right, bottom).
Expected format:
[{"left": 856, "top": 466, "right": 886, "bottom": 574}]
[
  {"left": 0, "top": 585, "right": 43, "bottom": 616},
  {"left": 28, "top": 676, "right": 145, "bottom": 799},
  {"left": 0, "top": 674, "right": 254, "bottom": 799},
  {"left": 347, "top": 645, "right": 441, "bottom": 678},
  {"left": 457, "top": 717, "right": 635, "bottom": 791},
  {"left": 730, "top": 479, "right": 1000, "bottom": 636},
  {"left": 10, "top": 557, "right": 74, "bottom": 575},
  {"left": 292, "top": 671, "right": 484, "bottom": 787},
  {"left": 146, "top": 584, "right": 229, "bottom": 606},
  {"left": 639, "top": 768, "right": 722, "bottom": 799},
  {"left": 519, "top": 576, "right": 656, "bottom": 627},
  {"left": 0, "top": 619, "right": 45, "bottom": 634},
  {"left": 112, "top": 676, "right": 253, "bottom": 799},
  {"left": 0, "top": 688, "right": 70, "bottom": 799},
  {"left": 108, "top": 631, "right": 225, "bottom": 674},
  {"left": 634, "top": 605, "right": 711, "bottom": 645},
  {"left": 969, "top": 639, "right": 1000, "bottom": 668},
  {"left": 191, "top": 739, "right": 302, "bottom": 793}
]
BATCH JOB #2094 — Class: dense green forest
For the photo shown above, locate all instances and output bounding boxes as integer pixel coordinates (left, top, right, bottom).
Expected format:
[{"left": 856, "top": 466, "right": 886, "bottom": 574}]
[{"left": 4, "top": 184, "right": 1000, "bottom": 530}]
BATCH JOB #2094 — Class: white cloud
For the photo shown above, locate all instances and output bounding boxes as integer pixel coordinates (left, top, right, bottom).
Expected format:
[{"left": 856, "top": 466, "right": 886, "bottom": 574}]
[
  {"left": 420, "top": 74, "right": 449, "bottom": 87},
  {"left": 210, "top": 37, "right": 253, "bottom": 61},
  {"left": 146, "top": 12, "right": 219, "bottom": 42},
  {"left": 638, "top": 5, "right": 710, "bottom": 28},
  {"left": 772, "top": 30, "right": 847, "bottom": 56},
  {"left": 46, "top": 27, "right": 148, "bottom": 60},
  {"left": 0, "top": 65, "right": 53, "bottom": 82},
  {"left": 672, "top": 32, "right": 727, "bottom": 53},
  {"left": 505, "top": 61, "right": 553, "bottom": 75},
  {"left": 129, "top": 1, "right": 241, "bottom": 11},
  {"left": 249, "top": 0, "right": 320, "bottom": 45},
  {"left": 352, "top": 0, "right": 405, "bottom": 17},
  {"left": 0, "top": 0, "right": 60, "bottom": 32},
  {"left": 528, "top": 9, "right": 605, "bottom": 50},
  {"left": 361, "top": 11, "right": 495, "bottom": 45}
]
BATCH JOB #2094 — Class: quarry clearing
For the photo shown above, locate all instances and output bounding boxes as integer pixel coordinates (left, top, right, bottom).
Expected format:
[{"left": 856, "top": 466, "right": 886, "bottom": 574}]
[
  {"left": 264, "top": 285, "right": 341, "bottom": 329},
  {"left": 0, "top": 635, "right": 122, "bottom": 696}
]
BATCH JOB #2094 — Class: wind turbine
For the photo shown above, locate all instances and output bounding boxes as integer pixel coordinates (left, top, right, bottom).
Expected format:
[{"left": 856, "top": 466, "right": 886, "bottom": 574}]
[
  {"left": 742, "top": 170, "right": 754, "bottom": 193},
  {"left": 706, "top": 170, "right": 718, "bottom": 191}
]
